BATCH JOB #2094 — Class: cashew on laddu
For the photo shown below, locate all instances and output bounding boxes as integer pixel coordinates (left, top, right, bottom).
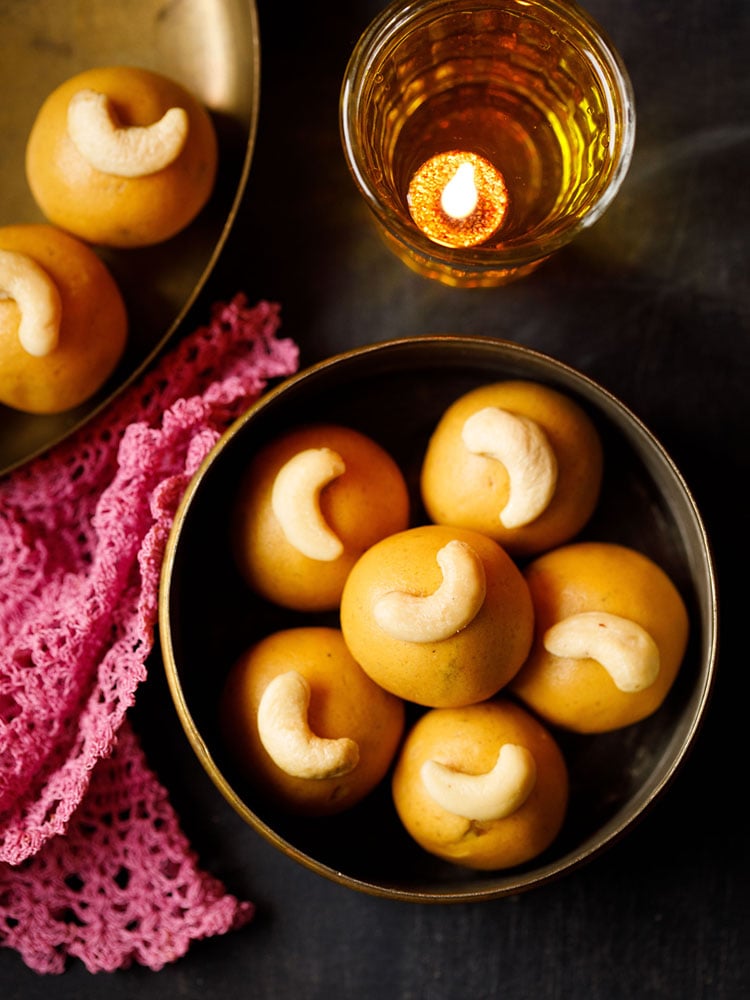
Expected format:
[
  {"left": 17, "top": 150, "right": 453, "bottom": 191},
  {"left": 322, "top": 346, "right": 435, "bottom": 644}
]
[
  {"left": 67, "top": 88, "right": 189, "bottom": 178},
  {"left": 421, "top": 743, "right": 537, "bottom": 821},
  {"left": 461, "top": 406, "right": 558, "bottom": 528},
  {"left": 0, "top": 249, "right": 61, "bottom": 356},
  {"left": 257, "top": 670, "right": 360, "bottom": 780},
  {"left": 373, "top": 539, "right": 487, "bottom": 643},
  {"left": 543, "top": 611, "right": 661, "bottom": 692},
  {"left": 271, "top": 447, "right": 346, "bottom": 560}
]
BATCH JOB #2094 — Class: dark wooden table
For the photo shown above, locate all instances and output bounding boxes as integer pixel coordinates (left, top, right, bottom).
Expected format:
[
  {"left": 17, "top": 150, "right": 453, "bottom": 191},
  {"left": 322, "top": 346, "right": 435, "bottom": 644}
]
[{"left": 3, "top": 0, "right": 748, "bottom": 996}]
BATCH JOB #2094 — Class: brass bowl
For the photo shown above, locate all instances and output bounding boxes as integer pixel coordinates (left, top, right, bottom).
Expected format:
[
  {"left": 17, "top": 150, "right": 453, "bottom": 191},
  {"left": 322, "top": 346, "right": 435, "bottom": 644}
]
[{"left": 159, "top": 336, "right": 717, "bottom": 902}]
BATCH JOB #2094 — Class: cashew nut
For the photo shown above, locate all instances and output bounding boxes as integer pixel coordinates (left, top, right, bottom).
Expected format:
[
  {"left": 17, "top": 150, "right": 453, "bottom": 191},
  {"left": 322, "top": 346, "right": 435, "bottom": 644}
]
[
  {"left": 373, "top": 539, "right": 486, "bottom": 643},
  {"left": 0, "top": 249, "right": 61, "bottom": 356},
  {"left": 421, "top": 744, "right": 537, "bottom": 821},
  {"left": 543, "top": 611, "right": 661, "bottom": 692},
  {"left": 461, "top": 406, "right": 558, "bottom": 528},
  {"left": 256, "top": 670, "right": 360, "bottom": 780},
  {"left": 271, "top": 447, "right": 345, "bottom": 560},
  {"left": 67, "top": 88, "right": 189, "bottom": 178}
]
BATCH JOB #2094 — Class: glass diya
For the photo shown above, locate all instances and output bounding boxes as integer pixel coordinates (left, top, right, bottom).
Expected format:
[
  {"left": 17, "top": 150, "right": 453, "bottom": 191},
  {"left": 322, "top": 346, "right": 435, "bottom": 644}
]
[{"left": 340, "top": 0, "right": 636, "bottom": 287}]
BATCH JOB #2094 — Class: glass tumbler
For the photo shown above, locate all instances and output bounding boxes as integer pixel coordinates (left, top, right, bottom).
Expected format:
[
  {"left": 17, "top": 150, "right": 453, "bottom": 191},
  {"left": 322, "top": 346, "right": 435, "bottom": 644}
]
[{"left": 340, "top": 0, "right": 636, "bottom": 287}]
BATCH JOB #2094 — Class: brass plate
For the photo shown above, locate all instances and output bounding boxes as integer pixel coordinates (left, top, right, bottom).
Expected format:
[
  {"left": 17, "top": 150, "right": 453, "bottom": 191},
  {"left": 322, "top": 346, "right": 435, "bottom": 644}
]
[{"left": 0, "top": 0, "right": 260, "bottom": 475}]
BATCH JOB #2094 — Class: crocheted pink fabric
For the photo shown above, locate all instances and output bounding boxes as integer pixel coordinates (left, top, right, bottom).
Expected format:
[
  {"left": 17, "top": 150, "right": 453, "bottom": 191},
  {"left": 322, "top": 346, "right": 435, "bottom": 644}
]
[
  {"left": 0, "top": 721, "right": 254, "bottom": 973},
  {"left": 0, "top": 294, "right": 299, "bottom": 972}
]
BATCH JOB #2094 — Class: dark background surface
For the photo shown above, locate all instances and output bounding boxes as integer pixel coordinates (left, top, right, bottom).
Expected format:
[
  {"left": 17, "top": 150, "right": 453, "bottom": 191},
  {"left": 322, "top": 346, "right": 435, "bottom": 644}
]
[{"left": 3, "top": 0, "right": 749, "bottom": 996}]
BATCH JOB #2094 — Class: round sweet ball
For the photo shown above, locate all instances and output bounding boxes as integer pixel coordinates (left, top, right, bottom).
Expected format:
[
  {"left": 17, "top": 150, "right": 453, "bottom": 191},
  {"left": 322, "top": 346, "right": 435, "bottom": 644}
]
[
  {"left": 220, "top": 627, "right": 406, "bottom": 816},
  {"left": 340, "top": 523, "right": 534, "bottom": 708},
  {"left": 232, "top": 423, "right": 410, "bottom": 612},
  {"left": 0, "top": 223, "right": 127, "bottom": 414},
  {"left": 392, "top": 699, "right": 569, "bottom": 870},
  {"left": 510, "top": 541, "right": 690, "bottom": 733},
  {"left": 420, "top": 380, "right": 603, "bottom": 557},
  {"left": 26, "top": 66, "right": 218, "bottom": 247}
]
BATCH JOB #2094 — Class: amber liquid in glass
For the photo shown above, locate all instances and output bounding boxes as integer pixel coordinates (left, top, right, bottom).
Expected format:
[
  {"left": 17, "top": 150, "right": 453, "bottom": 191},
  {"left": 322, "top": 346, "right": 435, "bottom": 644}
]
[{"left": 388, "top": 49, "right": 617, "bottom": 247}]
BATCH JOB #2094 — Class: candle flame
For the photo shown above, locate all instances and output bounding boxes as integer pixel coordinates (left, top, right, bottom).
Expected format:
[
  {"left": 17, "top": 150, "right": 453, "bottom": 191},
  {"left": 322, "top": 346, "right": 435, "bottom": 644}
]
[
  {"left": 441, "top": 162, "right": 478, "bottom": 220},
  {"left": 408, "top": 150, "right": 509, "bottom": 249}
]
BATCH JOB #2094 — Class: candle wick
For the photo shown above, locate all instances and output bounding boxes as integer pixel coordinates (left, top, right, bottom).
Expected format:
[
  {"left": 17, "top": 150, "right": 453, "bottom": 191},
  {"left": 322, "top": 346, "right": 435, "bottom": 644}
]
[{"left": 441, "top": 162, "right": 478, "bottom": 219}]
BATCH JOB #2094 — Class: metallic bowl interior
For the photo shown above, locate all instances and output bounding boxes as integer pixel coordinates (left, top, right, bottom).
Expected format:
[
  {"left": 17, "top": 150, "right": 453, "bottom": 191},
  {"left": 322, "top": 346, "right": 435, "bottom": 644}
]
[{"left": 159, "top": 336, "right": 717, "bottom": 902}]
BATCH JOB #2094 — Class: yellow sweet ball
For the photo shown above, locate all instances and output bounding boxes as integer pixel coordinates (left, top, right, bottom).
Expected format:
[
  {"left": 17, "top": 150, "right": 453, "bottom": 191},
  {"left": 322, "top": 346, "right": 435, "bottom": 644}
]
[
  {"left": 392, "top": 699, "right": 569, "bottom": 870},
  {"left": 26, "top": 66, "right": 218, "bottom": 247},
  {"left": 420, "top": 380, "right": 603, "bottom": 557},
  {"left": 220, "top": 627, "right": 406, "bottom": 816},
  {"left": 340, "top": 523, "right": 534, "bottom": 708},
  {"left": 510, "top": 541, "right": 690, "bottom": 733},
  {"left": 232, "top": 423, "right": 410, "bottom": 612},
  {"left": 0, "top": 223, "right": 127, "bottom": 414}
]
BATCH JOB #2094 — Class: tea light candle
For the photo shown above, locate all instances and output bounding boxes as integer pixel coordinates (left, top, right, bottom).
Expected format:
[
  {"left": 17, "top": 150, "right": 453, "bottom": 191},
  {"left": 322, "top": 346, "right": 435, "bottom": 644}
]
[{"left": 407, "top": 151, "right": 509, "bottom": 249}]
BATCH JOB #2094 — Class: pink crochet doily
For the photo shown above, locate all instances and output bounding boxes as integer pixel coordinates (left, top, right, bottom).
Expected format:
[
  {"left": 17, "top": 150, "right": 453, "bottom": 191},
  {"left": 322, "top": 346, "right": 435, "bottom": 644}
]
[
  {"left": 0, "top": 294, "right": 299, "bottom": 973},
  {"left": 0, "top": 721, "right": 253, "bottom": 974}
]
